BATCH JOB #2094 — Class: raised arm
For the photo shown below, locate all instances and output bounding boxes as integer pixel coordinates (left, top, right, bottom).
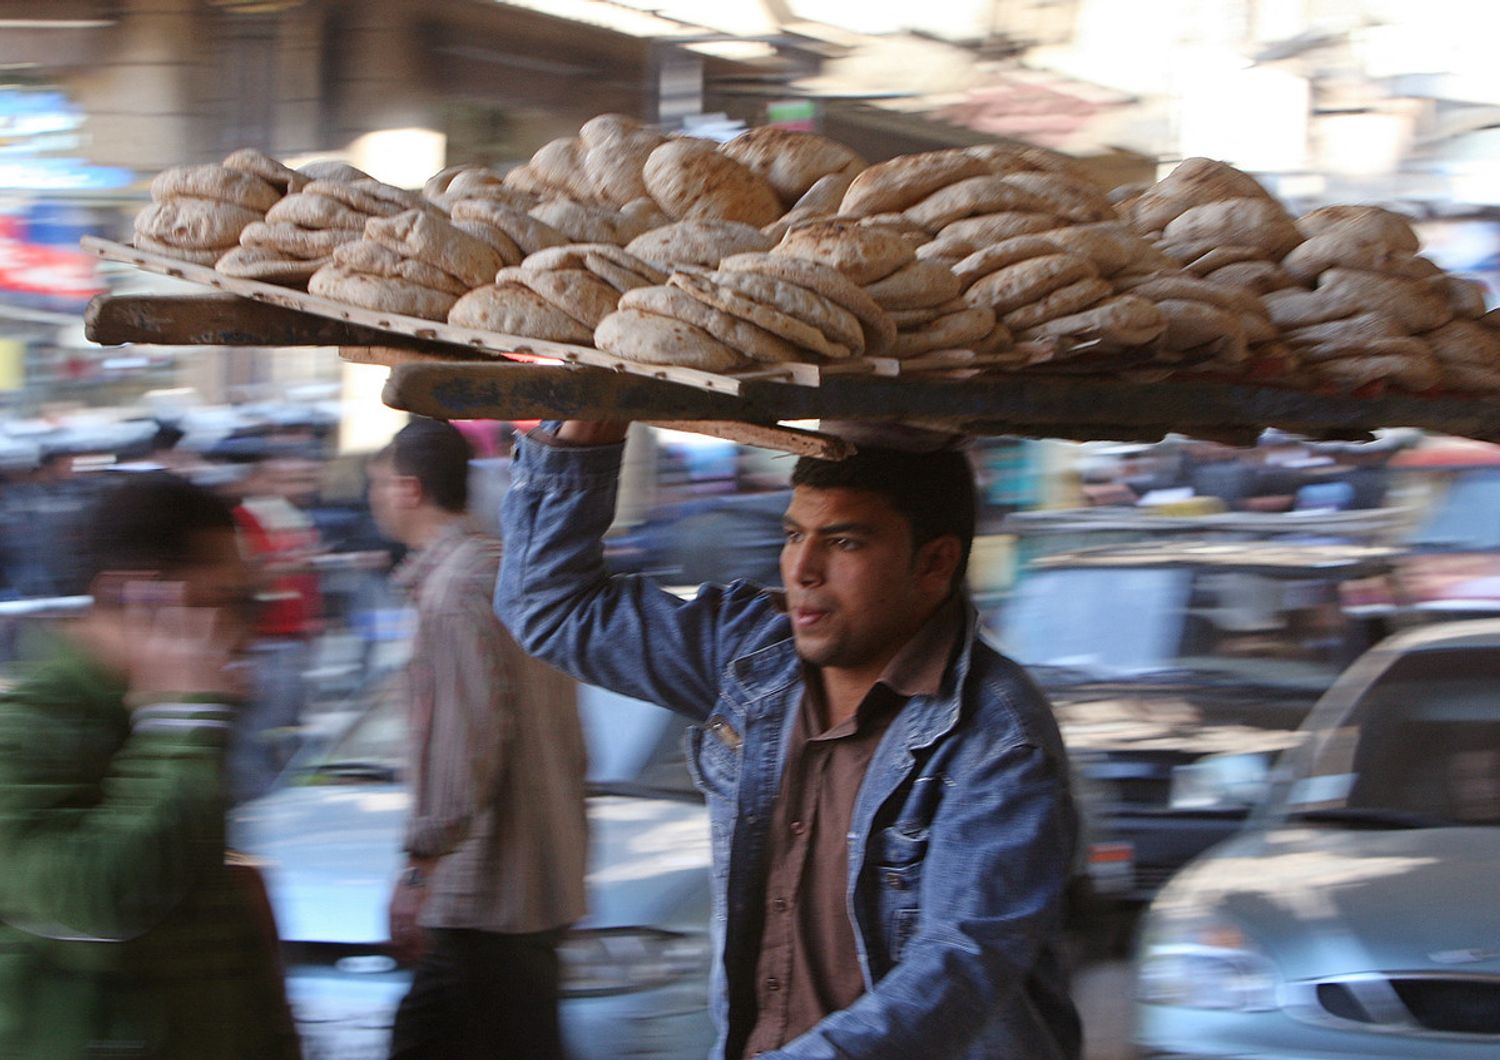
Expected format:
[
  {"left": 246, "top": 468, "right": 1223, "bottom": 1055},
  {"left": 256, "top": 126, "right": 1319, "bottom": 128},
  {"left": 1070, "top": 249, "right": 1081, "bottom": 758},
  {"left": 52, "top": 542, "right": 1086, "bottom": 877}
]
[{"left": 496, "top": 423, "right": 780, "bottom": 721}]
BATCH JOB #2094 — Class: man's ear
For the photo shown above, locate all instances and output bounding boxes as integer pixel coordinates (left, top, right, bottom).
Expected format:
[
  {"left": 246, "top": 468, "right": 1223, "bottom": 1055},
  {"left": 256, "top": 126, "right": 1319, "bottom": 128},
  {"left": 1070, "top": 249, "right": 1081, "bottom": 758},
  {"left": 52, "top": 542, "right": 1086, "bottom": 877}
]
[
  {"left": 394, "top": 474, "right": 425, "bottom": 510},
  {"left": 916, "top": 536, "right": 963, "bottom": 594}
]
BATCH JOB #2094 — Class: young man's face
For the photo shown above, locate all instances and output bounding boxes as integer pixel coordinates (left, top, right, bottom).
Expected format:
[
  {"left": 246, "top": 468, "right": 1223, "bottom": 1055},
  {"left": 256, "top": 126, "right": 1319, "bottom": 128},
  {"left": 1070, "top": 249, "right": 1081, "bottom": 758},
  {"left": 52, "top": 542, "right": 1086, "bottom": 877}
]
[
  {"left": 366, "top": 456, "right": 414, "bottom": 545},
  {"left": 780, "top": 486, "right": 959, "bottom": 678}
]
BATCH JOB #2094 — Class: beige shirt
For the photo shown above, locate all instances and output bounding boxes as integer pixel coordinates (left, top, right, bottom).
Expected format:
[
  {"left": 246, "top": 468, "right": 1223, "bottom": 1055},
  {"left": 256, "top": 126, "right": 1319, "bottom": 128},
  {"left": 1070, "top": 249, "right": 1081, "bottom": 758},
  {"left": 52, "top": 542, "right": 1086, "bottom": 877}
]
[{"left": 395, "top": 520, "right": 588, "bottom": 934}]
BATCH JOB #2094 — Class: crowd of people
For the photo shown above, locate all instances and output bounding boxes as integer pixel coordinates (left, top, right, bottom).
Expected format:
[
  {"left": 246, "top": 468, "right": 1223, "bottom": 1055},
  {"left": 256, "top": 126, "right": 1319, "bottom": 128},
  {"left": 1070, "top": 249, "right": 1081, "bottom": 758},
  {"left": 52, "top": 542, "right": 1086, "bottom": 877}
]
[{"left": 0, "top": 413, "right": 1086, "bottom": 1060}]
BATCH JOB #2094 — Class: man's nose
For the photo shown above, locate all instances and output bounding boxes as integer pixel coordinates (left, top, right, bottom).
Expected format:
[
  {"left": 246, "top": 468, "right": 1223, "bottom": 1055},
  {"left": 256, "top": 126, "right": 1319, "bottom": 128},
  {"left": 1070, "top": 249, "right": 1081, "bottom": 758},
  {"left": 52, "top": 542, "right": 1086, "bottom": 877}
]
[{"left": 785, "top": 540, "right": 823, "bottom": 586}]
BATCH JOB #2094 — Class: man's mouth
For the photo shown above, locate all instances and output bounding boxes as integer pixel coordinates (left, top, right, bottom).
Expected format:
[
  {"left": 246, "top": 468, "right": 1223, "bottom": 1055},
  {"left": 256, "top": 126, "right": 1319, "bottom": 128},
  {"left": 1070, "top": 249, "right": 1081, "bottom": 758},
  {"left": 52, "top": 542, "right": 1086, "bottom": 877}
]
[{"left": 792, "top": 607, "right": 830, "bottom": 630}]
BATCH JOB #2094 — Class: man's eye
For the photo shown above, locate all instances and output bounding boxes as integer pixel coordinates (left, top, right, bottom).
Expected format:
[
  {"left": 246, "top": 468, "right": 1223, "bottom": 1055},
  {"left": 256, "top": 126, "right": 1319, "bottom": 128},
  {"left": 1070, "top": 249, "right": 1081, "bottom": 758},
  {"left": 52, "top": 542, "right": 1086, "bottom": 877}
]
[
  {"left": 783, "top": 530, "right": 803, "bottom": 544},
  {"left": 832, "top": 537, "right": 860, "bottom": 550}
]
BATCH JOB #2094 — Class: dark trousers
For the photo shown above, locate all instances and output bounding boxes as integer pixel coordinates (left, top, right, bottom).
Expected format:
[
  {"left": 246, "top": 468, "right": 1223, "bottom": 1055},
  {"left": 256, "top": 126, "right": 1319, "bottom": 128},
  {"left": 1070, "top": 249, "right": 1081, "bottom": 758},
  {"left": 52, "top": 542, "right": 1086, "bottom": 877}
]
[{"left": 389, "top": 927, "right": 566, "bottom": 1060}]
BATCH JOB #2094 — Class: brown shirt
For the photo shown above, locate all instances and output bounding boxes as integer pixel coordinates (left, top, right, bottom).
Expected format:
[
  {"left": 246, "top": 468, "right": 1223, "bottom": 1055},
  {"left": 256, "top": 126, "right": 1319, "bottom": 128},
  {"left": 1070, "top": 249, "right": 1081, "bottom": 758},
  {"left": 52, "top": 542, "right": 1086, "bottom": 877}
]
[{"left": 742, "top": 598, "right": 963, "bottom": 1056}]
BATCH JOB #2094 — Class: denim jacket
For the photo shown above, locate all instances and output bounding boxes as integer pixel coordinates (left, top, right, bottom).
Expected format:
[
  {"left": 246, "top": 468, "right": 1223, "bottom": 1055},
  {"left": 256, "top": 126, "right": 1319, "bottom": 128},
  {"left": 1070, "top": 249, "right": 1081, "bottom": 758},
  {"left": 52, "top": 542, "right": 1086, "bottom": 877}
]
[{"left": 497, "top": 433, "right": 1081, "bottom": 1060}]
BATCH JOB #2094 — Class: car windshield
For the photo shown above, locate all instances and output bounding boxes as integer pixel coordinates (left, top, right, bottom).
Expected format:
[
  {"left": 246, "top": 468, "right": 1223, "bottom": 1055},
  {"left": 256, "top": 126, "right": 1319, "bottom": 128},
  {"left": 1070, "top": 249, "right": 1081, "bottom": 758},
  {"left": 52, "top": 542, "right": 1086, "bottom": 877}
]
[
  {"left": 995, "top": 566, "right": 1352, "bottom": 688},
  {"left": 1284, "top": 647, "right": 1500, "bottom": 829},
  {"left": 1407, "top": 470, "right": 1500, "bottom": 551}
]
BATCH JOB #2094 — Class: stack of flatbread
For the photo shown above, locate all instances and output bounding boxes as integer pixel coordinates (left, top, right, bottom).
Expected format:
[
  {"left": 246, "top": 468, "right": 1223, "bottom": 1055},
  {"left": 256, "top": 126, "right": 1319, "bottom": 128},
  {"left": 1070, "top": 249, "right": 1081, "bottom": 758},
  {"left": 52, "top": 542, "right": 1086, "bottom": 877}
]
[
  {"left": 133, "top": 150, "right": 296, "bottom": 266},
  {"left": 593, "top": 252, "right": 894, "bottom": 371},
  {"left": 948, "top": 235, "right": 1160, "bottom": 367},
  {"left": 307, "top": 208, "right": 503, "bottom": 320},
  {"left": 226, "top": 176, "right": 430, "bottom": 286},
  {"left": 450, "top": 244, "right": 665, "bottom": 343},
  {"left": 424, "top": 164, "right": 535, "bottom": 214},
  {"left": 1266, "top": 205, "right": 1492, "bottom": 392},
  {"left": 717, "top": 127, "right": 864, "bottom": 240}
]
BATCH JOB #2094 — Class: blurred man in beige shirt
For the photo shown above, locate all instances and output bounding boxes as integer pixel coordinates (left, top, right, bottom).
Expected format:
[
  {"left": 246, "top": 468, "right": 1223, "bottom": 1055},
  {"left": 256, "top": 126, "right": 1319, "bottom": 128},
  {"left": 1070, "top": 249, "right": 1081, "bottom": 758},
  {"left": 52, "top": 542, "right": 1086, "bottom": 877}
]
[{"left": 369, "top": 418, "right": 587, "bottom": 1059}]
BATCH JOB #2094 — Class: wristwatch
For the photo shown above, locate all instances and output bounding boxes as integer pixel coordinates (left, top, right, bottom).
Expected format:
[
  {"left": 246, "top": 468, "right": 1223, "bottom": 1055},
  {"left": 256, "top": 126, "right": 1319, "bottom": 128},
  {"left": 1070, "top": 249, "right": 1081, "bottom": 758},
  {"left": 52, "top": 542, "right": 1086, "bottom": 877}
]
[{"left": 401, "top": 865, "right": 428, "bottom": 888}]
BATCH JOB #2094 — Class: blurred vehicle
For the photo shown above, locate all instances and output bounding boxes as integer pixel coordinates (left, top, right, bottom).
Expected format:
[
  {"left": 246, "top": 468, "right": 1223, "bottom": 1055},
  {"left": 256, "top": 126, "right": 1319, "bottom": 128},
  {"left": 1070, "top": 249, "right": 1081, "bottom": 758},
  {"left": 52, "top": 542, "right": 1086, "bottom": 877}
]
[
  {"left": 231, "top": 679, "right": 713, "bottom": 1059},
  {"left": 1135, "top": 620, "right": 1500, "bottom": 1058},
  {"left": 607, "top": 489, "right": 790, "bottom": 587},
  {"left": 990, "top": 540, "right": 1401, "bottom": 904}
]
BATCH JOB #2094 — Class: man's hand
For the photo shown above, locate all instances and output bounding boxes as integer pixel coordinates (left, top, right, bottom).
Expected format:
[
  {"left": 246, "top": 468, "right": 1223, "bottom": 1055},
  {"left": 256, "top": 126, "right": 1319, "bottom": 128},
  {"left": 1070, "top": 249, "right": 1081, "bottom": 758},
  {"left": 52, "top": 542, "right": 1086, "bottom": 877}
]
[
  {"left": 388, "top": 857, "right": 437, "bottom": 963},
  {"left": 555, "top": 421, "right": 630, "bottom": 446},
  {"left": 124, "top": 581, "right": 246, "bottom": 704}
]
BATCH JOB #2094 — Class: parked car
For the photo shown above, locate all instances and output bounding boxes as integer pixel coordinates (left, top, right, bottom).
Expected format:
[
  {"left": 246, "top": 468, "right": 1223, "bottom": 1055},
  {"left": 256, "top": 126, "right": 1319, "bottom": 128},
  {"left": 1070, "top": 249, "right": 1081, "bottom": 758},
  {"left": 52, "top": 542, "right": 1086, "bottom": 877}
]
[
  {"left": 1135, "top": 619, "right": 1500, "bottom": 1058},
  {"left": 988, "top": 540, "right": 1402, "bottom": 904},
  {"left": 231, "top": 679, "right": 714, "bottom": 1059}
]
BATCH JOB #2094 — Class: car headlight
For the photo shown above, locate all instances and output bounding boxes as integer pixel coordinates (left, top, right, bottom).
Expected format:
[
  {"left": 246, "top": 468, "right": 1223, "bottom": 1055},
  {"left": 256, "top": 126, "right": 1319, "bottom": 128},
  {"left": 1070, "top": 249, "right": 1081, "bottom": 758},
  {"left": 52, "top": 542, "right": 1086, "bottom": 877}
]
[
  {"left": 1137, "top": 908, "right": 1279, "bottom": 1012},
  {"left": 559, "top": 927, "right": 710, "bottom": 997}
]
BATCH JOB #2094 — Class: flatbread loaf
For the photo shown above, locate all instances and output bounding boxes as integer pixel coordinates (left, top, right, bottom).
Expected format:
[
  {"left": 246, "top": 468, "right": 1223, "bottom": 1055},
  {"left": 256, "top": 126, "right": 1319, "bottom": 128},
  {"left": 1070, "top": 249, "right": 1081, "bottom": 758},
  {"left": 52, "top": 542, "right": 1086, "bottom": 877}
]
[
  {"left": 718, "top": 127, "right": 864, "bottom": 207},
  {"left": 1015, "top": 294, "right": 1167, "bottom": 348},
  {"left": 903, "top": 176, "right": 1051, "bottom": 232},
  {"left": 998, "top": 172, "right": 1115, "bottom": 223},
  {"left": 938, "top": 211, "right": 1063, "bottom": 246},
  {"left": 332, "top": 240, "right": 471, "bottom": 296},
  {"left": 364, "top": 208, "right": 503, "bottom": 289},
  {"left": 1128, "top": 158, "right": 1274, "bottom": 233},
  {"left": 1314, "top": 269, "right": 1453, "bottom": 334},
  {"left": 308, "top": 264, "right": 458, "bottom": 321},
  {"left": 624, "top": 220, "right": 773, "bottom": 272},
  {"left": 1042, "top": 224, "right": 1160, "bottom": 277},
  {"left": 1002, "top": 277, "right": 1112, "bottom": 331},
  {"left": 447, "top": 283, "right": 594, "bottom": 343},
  {"left": 265, "top": 193, "right": 371, "bottom": 231},
  {"left": 150, "top": 165, "right": 280, "bottom": 213},
  {"left": 133, "top": 235, "right": 231, "bottom": 265},
  {"left": 963, "top": 253, "right": 1097, "bottom": 315},
  {"left": 892, "top": 305, "right": 995, "bottom": 357},
  {"left": 1160, "top": 198, "right": 1302, "bottom": 259},
  {"left": 215, "top": 245, "right": 325, "bottom": 283},
  {"left": 1296, "top": 205, "right": 1419, "bottom": 252},
  {"left": 619, "top": 285, "right": 804, "bottom": 364},
  {"left": 296, "top": 160, "right": 371, "bottom": 183},
  {"left": 222, "top": 149, "right": 306, "bottom": 195},
  {"left": 839, "top": 150, "right": 991, "bottom": 217},
  {"left": 643, "top": 140, "right": 782, "bottom": 227},
  {"left": 772, "top": 220, "right": 915, "bottom": 285},
  {"left": 669, "top": 272, "right": 850, "bottom": 360},
  {"left": 303, "top": 178, "right": 423, "bottom": 219},
  {"left": 951, "top": 236, "right": 1065, "bottom": 288},
  {"left": 705, "top": 269, "right": 864, "bottom": 354},
  {"left": 451, "top": 220, "right": 524, "bottom": 268},
  {"left": 595, "top": 308, "right": 745, "bottom": 372},
  {"left": 495, "top": 265, "right": 620, "bottom": 329},
  {"left": 582, "top": 132, "right": 665, "bottom": 208},
  {"left": 527, "top": 199, "right": 651, "bottom": 246},
  {"left": 718, "top": 252, "right": 895, "bottom": 357},
  {"left": 862, "top": 259, "right": 962, "bottom": 310},
  {"left": 135, "top": 198, "right": 263, "bottom": 249},
  {"left": 450, "top": 199, "right": 568, "bottom": 255},
  {"left": 239, "top": 221, "right": 362, "bottom": 259}
]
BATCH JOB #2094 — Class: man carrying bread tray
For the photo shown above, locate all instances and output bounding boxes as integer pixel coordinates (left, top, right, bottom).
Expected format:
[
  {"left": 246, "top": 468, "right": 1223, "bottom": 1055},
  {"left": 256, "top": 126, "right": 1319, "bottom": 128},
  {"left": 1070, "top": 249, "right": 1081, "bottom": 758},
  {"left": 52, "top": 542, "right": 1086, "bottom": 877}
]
[{"left": 496, "top": 420, "right": 1081, "bottom": 1059}]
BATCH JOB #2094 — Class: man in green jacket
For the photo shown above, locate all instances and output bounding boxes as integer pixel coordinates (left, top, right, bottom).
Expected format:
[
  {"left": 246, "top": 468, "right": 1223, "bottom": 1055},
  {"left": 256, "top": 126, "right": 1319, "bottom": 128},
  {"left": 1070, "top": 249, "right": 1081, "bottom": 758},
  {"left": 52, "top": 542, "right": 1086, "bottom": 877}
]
[{"left": 0, "top": 474, "right": 299, "bottom": 1059}]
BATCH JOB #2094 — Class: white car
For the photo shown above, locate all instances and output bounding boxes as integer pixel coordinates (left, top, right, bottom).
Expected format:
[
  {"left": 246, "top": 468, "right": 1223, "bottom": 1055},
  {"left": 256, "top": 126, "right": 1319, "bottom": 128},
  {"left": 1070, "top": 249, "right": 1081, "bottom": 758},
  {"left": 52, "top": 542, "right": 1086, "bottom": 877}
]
[
  {"left": 1135, "top": 620, "right": 1500, "bottom": 1058},
  {"left": 232, "top": 682, "right": 715, "bottom": 1059}
]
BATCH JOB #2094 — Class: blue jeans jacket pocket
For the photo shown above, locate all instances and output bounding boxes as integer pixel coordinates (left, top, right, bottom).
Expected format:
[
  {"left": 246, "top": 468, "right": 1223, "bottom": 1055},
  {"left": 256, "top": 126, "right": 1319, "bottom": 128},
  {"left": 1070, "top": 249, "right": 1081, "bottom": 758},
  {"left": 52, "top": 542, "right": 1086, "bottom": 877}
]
[{"left": 685, "top": 715, "right": 743, "bottom": 803}]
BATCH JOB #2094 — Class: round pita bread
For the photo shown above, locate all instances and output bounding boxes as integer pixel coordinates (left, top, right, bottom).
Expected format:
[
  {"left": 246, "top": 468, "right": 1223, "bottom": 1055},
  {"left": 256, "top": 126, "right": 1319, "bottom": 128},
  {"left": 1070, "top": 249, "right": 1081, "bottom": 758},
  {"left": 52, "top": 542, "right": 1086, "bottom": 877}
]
[
  {"left": 839, "top": 150, "right": 991, "bottom": 217},
  {"left": 303, "top": 178, "right": 424, "bottom": 219},
  {"left": 889, "top": 298, "right": 966, "bottom": 328},
  {"left": 133, "top": 235, "right": 231, "bottom": 265},
  {"left": 772, "top": 220, "right": 914, "bottom": 285},
  {"left": 215, "top": 245, "right": 325, "bottom": 284},
  {"left": 332, "top": 239, "right": 471, "bottom": 296},
  {"left": 1043, "top": 224, "right": 1161, "bottom": 277},
  {"left": 364, "top": 209, "right": 503, "bottom": 289},
  {"left": 718, "top": 252, "right": 895, "bottom": 357},
  {"left": 451, "top": 219, "right": 524, "bottom": 269},
  {"left": 582, "top": 132, "right": 663, "bottom": 208},
  {"left": 296, "top": 160, "right": 370, "bottom": 183},
  {"left": 528, "top": 137, "right": 594, "bottom": 201},
  {"left": 718, "top": 127, "right": 864, "bottom": 207},
  {"left": 584, "top": 253, "right": 657, "bottom": 295},
  {"left": 863, "top": 259, "right": 962, "bottom": 310},
  {"left": 1002, "top": 277, "right": 1111, "bottom": 330},
  {"left": 903, "top": 176, "right": 1052, "bottom": 232},
  {"left": 643, "top": 140, "right": 782, "bottom": 227},
  {"left": 619, "top": 284, "right": 804, "bottom": 364},
  {"left": 222, "top": 149, "right": 306, "bottom": 195},
  {"left": 892, "top": 306, "right": 995, "bottom": 357},
  {"left": 447, "top": 283, "right": 594, "bottom": 343},
  {"left": 668, "top": 272, "right": 850, "bottom": 360},
  {"left": 265, "top": 192, "right": 371, "bottom": 231},
  {"left": 997, "top": 172, "right": 1116, "bottom": 223},
  {"left": 705, "top": 268, "right": 864, "bottom": 353},
  {"left": 963, "top": 253, "right": 1097, "bottom": 314},
  {"left": 952, "top": 237, "right": 1068, "bottom": 289},
  {"left": 528, "top": 199, "right": 651, "bottom": 246},
  {"left": 309, "top": 264, "right": 458, "bottom": 321},
  {"left": 134, "top": 198, "right": 262, "bottom": 249},
  {"left": 595, "top": 308, "right": 746, "bottom": 372},
  {"left": 495, "top": 265, "right": 620, "bottom": 329},
  {"left": 1128, "top": 157, "right": 1274, "bottom": 233},
  {"left": 624, "top": 220, "right": 773, "bottom": 272},
  {"left": 1295, "top": 205, "right": 1419, "bottom": 252},
  {"left": 150, "top": 164, "right": 280, "bottom": 213},
  {"left": 450, "top": 199, "right": 567, "bottom": 256},
  {"left": 239, "top": 221, "right": 362, "bottom": 259},
  {"left": 1015, "top": 294, "right": 1166, "bottom": 348},
  {"left": 939, "top": 211, "right": 1063, "bottom": 246},
  {"left": 1203, "top": 260, "right": 1295, "bottom": 296}
]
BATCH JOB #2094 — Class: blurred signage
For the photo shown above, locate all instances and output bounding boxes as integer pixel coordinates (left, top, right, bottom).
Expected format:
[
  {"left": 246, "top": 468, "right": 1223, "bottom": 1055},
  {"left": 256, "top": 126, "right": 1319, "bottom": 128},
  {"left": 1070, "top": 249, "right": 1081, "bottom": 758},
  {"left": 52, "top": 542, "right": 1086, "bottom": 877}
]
[
  {"left": 766, "top": 99, "right": 817, "bottom": 132},
  {"left": 0, "top": 215, "right": 104, "bottom": 304},
  {"left": 0, "top": 88, "right": 133, "bottom": 190},
  {"left": 0, "top": 339, "right": 23, "bottom": 391}
]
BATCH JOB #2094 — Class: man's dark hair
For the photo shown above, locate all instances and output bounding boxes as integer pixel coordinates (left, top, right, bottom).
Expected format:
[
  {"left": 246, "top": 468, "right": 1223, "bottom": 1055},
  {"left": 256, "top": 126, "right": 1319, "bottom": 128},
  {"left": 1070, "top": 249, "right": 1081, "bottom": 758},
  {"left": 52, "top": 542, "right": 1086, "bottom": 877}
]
[
  {"left": 380, "top": 418, "right": 473, "bottom": 514},
  {"left": 791, "top": 446, "right": 977, "bottom": 589},
  {"left": 78, "top": 473, "right": 238, "bottom": 587}
]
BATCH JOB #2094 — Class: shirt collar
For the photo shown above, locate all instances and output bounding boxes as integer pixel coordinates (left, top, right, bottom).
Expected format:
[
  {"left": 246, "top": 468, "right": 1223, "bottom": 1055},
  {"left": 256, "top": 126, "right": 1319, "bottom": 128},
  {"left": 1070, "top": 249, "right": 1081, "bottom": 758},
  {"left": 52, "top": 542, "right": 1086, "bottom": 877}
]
[
  {"left": 876, "top": 593, "right": 965, "bottom": 699},
  {"left": 391, "top": 518, "right": 474, "bottom": 593}
]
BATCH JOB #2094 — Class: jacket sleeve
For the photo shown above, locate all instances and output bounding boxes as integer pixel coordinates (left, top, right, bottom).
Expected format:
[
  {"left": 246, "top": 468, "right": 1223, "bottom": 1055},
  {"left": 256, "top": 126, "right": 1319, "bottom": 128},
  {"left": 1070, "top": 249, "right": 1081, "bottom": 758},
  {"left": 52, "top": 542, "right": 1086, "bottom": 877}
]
[
  {"left": 496, "top": 429, "right": 778, "bottom": 721},
  {"left": 766, "top": 740, "right": 1077, "bottom": 1060},
  {"left": 0, "top": 701, "right": 231, "bottom": 943}
]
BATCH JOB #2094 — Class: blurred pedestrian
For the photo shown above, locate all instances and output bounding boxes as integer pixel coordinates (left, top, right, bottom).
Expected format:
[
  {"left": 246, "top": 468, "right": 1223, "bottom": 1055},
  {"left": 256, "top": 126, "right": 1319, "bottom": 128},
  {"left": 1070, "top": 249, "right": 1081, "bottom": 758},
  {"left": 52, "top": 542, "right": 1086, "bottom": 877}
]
[
  {"left": 497, "top": 421, "right": 1081, "bottom": 1060},
  {"left": 368, "top": 419, "right": 586, "bottom": 1060},
  {"left": 0, "top": 473, "right": 298, "bottom": 1059}
]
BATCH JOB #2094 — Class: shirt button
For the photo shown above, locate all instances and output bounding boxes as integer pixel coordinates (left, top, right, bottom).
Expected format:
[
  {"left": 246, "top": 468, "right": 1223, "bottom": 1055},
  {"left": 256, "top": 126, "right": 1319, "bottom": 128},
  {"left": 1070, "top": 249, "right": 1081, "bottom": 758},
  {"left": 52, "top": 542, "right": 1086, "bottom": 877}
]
[
  {"left": 766, "top": 977, "right": 781, "bottom": 992},
  {"left": 790, "top": 820, "right": 806, "bottom": 836},
  {"left": 773, "top": 897, "right": 788, "bottom": 913}
]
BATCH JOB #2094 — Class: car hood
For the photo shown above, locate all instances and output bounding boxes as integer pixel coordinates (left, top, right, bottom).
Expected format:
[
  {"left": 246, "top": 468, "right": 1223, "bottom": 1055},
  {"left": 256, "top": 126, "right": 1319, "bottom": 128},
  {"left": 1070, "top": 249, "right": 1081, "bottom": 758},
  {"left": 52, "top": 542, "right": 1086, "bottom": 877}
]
[
  {"left": 1163, "top": 825, "right": 1500, "bottom": 980},
  {"left": 231, "top": 785, "right": 710, "bottom": 944},
  {"left": 1053, "top": 694, "right": 1306, "bottom": 758}
]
